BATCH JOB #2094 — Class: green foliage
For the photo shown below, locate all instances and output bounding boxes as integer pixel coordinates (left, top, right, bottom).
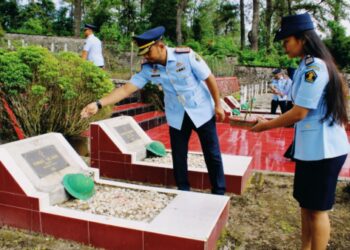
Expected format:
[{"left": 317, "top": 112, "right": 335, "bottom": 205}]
[
  {"left": 0, "top": 45, "right": 114, "bottom": 139},
  {"left": 205, "top": 36, "right": 239, "bottom": 57},
  {"left": 324, "top": 21, "right": 350, "bottom": 71},
  {"left": 16, "top": 18, "right": 45, "bottom": 35},
  {"left": 141, "top": 82, "right": 164, "bottom": 111},
  {"left": 144, "top": 0, "right": 177, "bottom": 41},
  {"left": 0, "top": 51, "right": 32, "bottom": 95},
  {"left": 204, "top": 55, "right": 235, "bottom": 77},
  {"left": 52, "top": 7, "right": 73, "bottom": 36},
  {"left": 184, "top": 39, "right": 202, "bottom": 52},
  {"left": 99, "top": 23, "right": 122, "bottom": 42},
  {"left": 238, "top": 49, "right": 298, "bottom": 68},
  {"left": 0, "top": 24, "right": 4, "bottom": 37},
  {"left": 0, "top": 0, "right": 20, "bottom": 31}
]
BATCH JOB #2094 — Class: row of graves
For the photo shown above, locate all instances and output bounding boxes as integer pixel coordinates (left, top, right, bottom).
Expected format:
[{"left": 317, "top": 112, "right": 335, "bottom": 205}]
[
  {"left": 0, "top": 117, "right": 255, "bottom": 250},
  {"left": 0, "top": 79, "right": 275, "bottom": 249}
]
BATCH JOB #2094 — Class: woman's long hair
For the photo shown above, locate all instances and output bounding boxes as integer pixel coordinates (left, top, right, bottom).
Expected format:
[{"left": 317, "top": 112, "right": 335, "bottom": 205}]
[{"left": 295, "top": 30, "right": 348, "bottom": 126}]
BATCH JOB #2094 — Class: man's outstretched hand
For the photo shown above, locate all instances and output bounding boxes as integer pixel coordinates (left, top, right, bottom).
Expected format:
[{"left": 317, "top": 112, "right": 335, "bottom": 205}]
[{"left": 80, "top": 102, "right": 98, "bottom": 119}]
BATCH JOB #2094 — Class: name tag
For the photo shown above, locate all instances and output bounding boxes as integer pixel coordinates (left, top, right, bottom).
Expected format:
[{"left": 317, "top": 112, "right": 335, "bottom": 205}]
[{"left": 176, "top": 67, "right": 185, "bottom": 72}]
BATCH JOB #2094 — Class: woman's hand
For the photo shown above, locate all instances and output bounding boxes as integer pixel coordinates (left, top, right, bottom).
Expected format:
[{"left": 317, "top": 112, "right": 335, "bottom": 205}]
[
  {"left": 80, "top": 102, "right": 98, "bottom": 119},
  {"left": 250, "top": 117, "right": 269, "bottom": 132}
]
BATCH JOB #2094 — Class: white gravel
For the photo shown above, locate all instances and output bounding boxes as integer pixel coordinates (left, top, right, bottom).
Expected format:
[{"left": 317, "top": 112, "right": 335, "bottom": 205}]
[
  {"left": 143, "top": 153, "right": 207, "bottom": 169},
  {"left": 59, "top": 184, "right": 176, "bottom": 222}
]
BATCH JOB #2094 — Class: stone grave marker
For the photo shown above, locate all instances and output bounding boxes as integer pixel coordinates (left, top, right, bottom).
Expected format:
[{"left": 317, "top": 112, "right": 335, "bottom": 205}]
[
  {"left": 224, "top": 95, "right": 241, "bottom": 109},
  {"left": 95, "top": 116, "right": 152, "bottom": 161},
  {"left": 0, "top": 132, "right": 230, "bottom": 250},
  {"left": 0, "top": 133, "right": 91, "bottom": 204},
  {"left": 90, "top": 116, "right": 252, "bottom": 195}
]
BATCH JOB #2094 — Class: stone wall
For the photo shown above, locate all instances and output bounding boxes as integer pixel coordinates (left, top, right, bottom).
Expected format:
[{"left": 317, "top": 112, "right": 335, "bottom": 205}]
[
  {"left": 233, "top": 65, "right": 277, "bottom": 85},
  {"left": 3, "top": 33, "right": 138, "bottom": 71},
  {"left": 5, "top": 33, "right": 84, "bottom": 52}
]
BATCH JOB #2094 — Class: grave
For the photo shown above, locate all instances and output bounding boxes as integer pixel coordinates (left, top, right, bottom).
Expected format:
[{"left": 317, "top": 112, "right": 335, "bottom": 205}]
[
  {"left": 90, "top": 116, "right": 252, "bottom": 194},
  {"left": 0, "top": 133, "right": 230, "bottom": 250},
  {"left": 224, "top": 95, "right": 241, "bottom": 109}
]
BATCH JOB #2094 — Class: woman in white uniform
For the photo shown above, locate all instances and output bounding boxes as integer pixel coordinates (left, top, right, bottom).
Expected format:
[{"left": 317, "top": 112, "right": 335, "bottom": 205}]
[{"left": 251, "top": 13, "right": 349, "bottom": 250}]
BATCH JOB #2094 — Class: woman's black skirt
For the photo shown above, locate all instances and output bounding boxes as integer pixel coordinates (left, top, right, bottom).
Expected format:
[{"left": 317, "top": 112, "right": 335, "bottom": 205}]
[{"left": 293, "top": 154, "right": 347, "bottom": 211}]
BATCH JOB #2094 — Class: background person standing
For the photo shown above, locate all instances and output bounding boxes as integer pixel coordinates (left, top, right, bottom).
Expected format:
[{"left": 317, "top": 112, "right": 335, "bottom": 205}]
[
  {"left": 270, "top": 68, "right": 292, "bottom": 114},
  {"left": 81, "top": 24, "right": 104, "bottom": 68}
]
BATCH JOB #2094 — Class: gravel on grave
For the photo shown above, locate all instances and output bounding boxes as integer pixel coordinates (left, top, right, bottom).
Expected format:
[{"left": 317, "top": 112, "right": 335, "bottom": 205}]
[
  {"left": 58, "top": 184, "right": 176, "bottom": 223},
  {"left": 143, "top": 153, "right": 206, "bottom": 169}
]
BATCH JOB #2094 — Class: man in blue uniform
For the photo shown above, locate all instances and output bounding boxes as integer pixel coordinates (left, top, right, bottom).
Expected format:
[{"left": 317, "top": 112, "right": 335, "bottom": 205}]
[
  {"left": 81, "top": 26, "right": 226, "bottom": 195},
  {"left": 270, "top": 68, "right": 292, "bottom": 114}
]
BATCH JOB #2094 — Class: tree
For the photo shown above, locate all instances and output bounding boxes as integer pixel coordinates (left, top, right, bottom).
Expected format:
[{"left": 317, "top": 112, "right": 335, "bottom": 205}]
[
  {"left": 0, "top": 0, "right": 20, "bottom": 31},
  {"left": 250, "top": 0, "right": 259, "bottom": 50},
  {"left": 176, "top": 0, "right": 188, "bottom": 45},
  {"left": 145, "top": 0, "right": 177, "bottom": 41},
  {"left": 73, "top": 0, "right": 82, "bottom": 37},
  {"left": 192, "top": 0, "right": 218, "bottom": 43},
  {"left": 216, "top": 1, "right": 239, "bottom": 35},
  {"left": 265, "top": 0, "right": 273, "bottom": 51},
  {"left": 240, "top": 0, "right": 245, "bottom": 49},
  {"left": 16, "top": 0, "right": 56, "bottom": 35},
  {"left": 324, "top": 21, "right": 350, "bottom": 69}
]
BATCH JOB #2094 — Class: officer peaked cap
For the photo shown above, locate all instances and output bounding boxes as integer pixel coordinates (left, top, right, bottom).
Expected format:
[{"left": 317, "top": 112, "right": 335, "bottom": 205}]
[
  {"left": 274, "top": 13, "right": 314, "bottom": 41},
  {"left": 84, "top": 24, "right": 97, "bottom": 31},
  {"left": 133, "top": 26, "right": 165, "bottom": 56}
]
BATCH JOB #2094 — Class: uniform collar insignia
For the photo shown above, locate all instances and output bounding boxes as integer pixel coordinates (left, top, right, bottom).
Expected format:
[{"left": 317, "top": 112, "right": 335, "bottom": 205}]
[
  {"left": 305, "top": 55, "right": 314, "bottom": 65},
  {"left": 175, "top": 47, "right": 190, "bottom": 53}
]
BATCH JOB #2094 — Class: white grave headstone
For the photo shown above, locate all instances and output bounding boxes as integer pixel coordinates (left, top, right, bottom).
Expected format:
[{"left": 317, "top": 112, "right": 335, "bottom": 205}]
[
  {"left": 0, "top": 133, "right": 92, "bottom": 204},
  {"left": 93, "top": 116, "right": 152, "bottom": 161},
  {"left": 220, "top": 98, "right": 232, "bottom": 114},
  {"left": 240, "top": 85, "right": 247, "bottom": 105}
]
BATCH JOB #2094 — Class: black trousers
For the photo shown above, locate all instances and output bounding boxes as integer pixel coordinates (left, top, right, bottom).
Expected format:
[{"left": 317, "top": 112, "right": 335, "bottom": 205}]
[
  {"left": 169, "top": 112, "right": 226, "bottom": 194},
  {"left": 271, "top": 100, "right": 287, "bottom": 114}
]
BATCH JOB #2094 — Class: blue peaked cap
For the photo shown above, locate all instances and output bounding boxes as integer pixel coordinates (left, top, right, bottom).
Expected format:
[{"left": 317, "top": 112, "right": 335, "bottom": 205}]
[
  {"left": 133, "top": 26, "right": 165, "bottom": 56},
  {"left": 274, "top": 13, "right": 314, "bottom": 41},
  {"left": 84, "top": 24, "right": 97, "bottom": 31}
]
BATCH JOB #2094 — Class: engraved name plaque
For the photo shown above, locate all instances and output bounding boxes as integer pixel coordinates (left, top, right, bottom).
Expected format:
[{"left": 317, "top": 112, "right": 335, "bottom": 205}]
[
  {"left": 114, "top": 124, "right": 141, "bottom": 144},
  {"left": 22, "top": 145, "right": 69, "bottom": 178}
]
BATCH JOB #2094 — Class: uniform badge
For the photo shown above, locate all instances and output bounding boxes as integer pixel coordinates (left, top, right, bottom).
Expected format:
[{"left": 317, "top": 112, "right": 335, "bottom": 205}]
[
  {"left": 305, "top": 55, "right": 314, "bottom": 65},
  {"left": 194, "top": 53, "right": 202, "bottom": 62},
  {"left": 305, "top": 70, "right": 317, "bottom": 83},
  {"left": 176, "top": 61, "right": 186, "bottom": 72},
  {"left": 176, "top": 67, "right": 185, "bottom": 72}
]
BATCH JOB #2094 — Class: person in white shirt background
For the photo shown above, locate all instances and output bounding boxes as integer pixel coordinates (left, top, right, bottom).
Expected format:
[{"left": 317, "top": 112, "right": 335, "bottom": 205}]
[{"left": 81, "top": 24, "right": 105, "bottom": 68}]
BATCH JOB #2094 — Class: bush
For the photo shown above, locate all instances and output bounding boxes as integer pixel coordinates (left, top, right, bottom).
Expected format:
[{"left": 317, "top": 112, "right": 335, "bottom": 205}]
[
  {"left": 0, "top": 46, "right": 114, "bottom": 140},
  {"left": 15, "top": 18, "right": 46, "bottom": 35},
  {"left": 238, "top": 49, "right": 298, "bottom": 68}
]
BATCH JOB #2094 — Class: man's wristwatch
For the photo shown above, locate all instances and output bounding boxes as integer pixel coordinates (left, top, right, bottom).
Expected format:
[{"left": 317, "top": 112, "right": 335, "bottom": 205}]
[{"left": 96, "top": 100, "right": 103, "bottom": 110}]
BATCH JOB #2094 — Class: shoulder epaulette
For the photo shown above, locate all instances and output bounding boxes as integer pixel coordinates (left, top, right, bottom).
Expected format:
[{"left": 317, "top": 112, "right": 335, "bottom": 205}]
[
  {"left": 305, "top": 55, "right": 314, "bottom": 66},
  {"left": 175, "top": 47, "right": 191, "bottom": 53}
]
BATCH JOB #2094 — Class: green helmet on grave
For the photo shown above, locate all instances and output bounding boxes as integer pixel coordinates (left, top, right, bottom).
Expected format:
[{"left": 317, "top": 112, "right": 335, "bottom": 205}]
[
  {"left": 62, "top": 173, "right": 95, "bottom": 200},
  {"left": 232, "top": 108, "right": 241, "bottom": 116},
  {"left": 145, "top": 141, "right": 167, "bottom": 157}
]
